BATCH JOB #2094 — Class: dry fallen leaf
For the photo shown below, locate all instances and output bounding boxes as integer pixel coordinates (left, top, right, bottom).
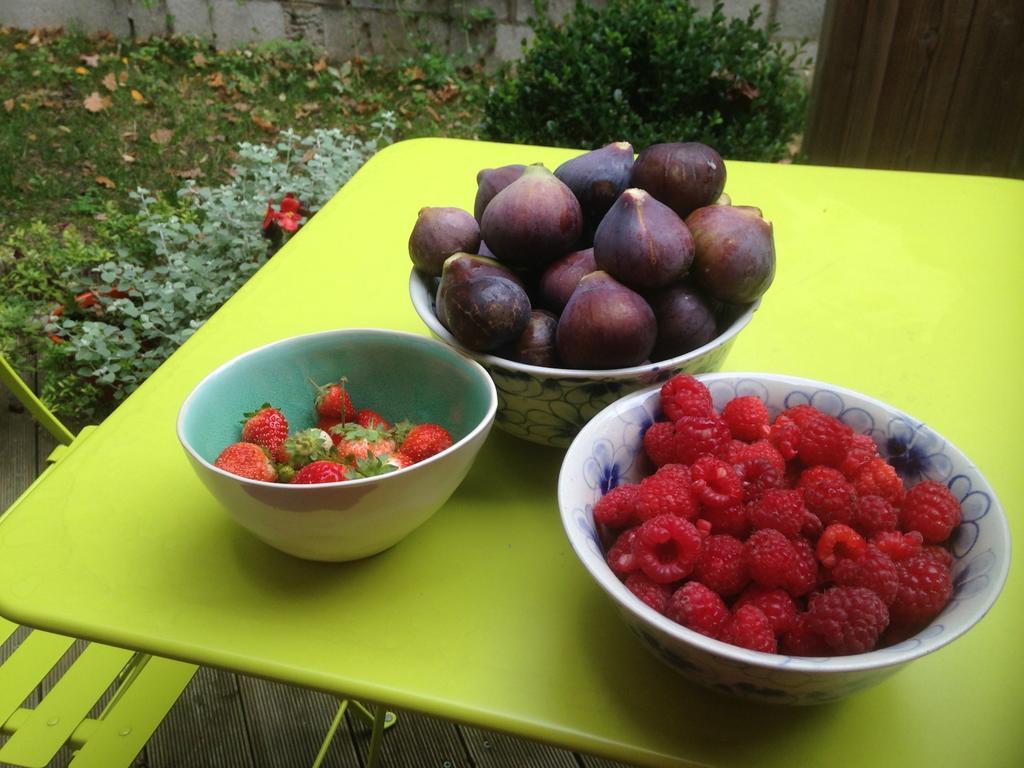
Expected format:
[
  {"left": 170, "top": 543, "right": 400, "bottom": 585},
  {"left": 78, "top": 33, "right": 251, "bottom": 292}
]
[
  {"left": 82, "top": 92, "right": 111, "bottom": 113},
  {"left": 74, "top": 66, "right": 89, "bottom": 75},
  {"left": 149, "top": 128, "right": 174, "bottom": 145},
  {"left": 121, "top": 153, "right": 136, "bottom": 163},
  {"left": 3, "top": 98, "right": 13, "bottom": 112},
  {"left": 250, "top": 114, "right": 275, "bottom": 132},
  {"left": 425, "top": 105, "right": 441, "bottom": 122},
  {"left": 80, "top": 53, "right": 99, "bottom": 67},
  {"left": 118, "top": 70, "right": 128, "bottom": 85},
  {"left": 232, "top": 101, "right": 250, "bottom": 112},
  {"left": 192, "top": 52, "right": 207, "bottom": 67},
  {"left": 102, "top": 72, "right": 117, "bottom": 91},
  {"left": 302, "top": 148, "right": 317, "bottom": 163},
  {"left": 131, "top": 89, "right": 145, "bottom": 103},
  {"left": 172, "top": 167, "right": 204, "bottom": 179},
  {"left": 14, "top": 42, "right": 27, "bottom": 51},
  {"left": 207, "top": 72, "right": 224, "bottom": 88},
  {"left": 313, "top": 55, "right": 327, "bottom": 73},
  {"left": 95, "top": 175, "right": 116, "bottom": 189}
]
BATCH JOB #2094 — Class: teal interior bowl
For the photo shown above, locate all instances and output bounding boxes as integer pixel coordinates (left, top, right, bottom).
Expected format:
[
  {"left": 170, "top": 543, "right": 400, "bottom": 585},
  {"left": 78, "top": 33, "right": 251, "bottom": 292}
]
[{"left": 178, "top": 328, "right": 498, "bottom": 561}]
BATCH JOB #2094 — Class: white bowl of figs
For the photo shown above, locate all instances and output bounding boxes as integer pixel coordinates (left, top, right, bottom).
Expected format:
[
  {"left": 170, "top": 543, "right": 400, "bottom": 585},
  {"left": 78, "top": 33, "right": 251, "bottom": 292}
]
[{"left": 408, "top": 141, "right": 774, "bottom": 448}]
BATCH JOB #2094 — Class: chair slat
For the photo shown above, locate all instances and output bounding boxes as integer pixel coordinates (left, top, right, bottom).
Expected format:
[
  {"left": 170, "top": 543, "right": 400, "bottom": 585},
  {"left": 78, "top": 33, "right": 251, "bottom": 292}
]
[
  {"left": 0, "top": 643, "right": 135, "bottom": 768},
  {"left": 68, "top": 655, "right": 198, "bottom": 768},
  {"left": 0, "top": 631, "right": 76, "bottom": 729}
]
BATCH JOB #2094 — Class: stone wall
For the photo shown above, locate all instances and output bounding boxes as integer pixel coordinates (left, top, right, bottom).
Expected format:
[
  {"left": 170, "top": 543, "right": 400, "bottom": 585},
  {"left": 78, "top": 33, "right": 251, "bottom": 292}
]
[{"left": 0, "top": 1, "right": 822, "bottom": 65}]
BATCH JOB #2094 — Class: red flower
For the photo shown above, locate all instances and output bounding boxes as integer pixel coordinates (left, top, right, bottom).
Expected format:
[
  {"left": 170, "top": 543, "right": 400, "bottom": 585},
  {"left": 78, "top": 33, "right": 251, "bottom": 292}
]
[{"left": 262, "top": 194, "right": 304, "bottom": 234}]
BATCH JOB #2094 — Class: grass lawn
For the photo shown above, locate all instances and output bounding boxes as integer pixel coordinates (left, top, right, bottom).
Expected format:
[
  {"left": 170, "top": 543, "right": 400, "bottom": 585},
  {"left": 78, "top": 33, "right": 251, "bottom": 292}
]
[{"left": 0, "top": 26, "right": 490, "bottom": 241}]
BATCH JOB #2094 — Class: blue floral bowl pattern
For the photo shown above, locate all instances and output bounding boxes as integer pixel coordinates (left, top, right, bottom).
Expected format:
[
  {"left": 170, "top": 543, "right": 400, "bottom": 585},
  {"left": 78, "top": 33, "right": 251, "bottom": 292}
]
[
  {"left": 558, "top": 372, "right": 1011, "bottom": 705},
  {"left": 409, "top": 268, "right": 759, "bottom": 448}
]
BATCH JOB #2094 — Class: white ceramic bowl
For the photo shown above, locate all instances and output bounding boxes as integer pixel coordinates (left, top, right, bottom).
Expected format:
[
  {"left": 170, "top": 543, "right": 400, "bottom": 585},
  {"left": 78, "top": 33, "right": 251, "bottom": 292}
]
[
  {"left": 409, "top": 268, "right": 759, "bottom": 448},
  {"left": 558, "top": 372, "right": 1011, "bottom": 704},
  {"left": 177, "top": 329, "right": 497, "bottom": 561}
]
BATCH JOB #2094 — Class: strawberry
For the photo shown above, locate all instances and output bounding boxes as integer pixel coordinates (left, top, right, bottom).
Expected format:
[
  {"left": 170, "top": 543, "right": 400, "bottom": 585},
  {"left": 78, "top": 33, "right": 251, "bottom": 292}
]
[
  {"left": 214, "top": 442, "right": 277, "bottom": 482},
  {"left": 388, "top": 452, "right": 415, "bottom": 470},
  {"left": 355, "top": 408, "right": 390, "bottom": 430},
  {"left": 317, "top": 415, "right": 343, "bottom": 444},
  {"left": 399, "top": 423, "right": 453, "bottom": 463},
  {"left": 314, "top": 379, "right": 356, "bottom": 421},
  {"left": 346, "top": 454, "right": 400, "bottom": 479},
  {"left": 291, "top": 460, "right": 348, "bottom": 484},
  {"left": 331, "top": 423, "right": 396, "bottom": 464},
  {"left": 280, "top": 428, "right": 335, "bottom": 469},
  {"left": 241, "top": 403, "right": 289, "bottom": 461}
]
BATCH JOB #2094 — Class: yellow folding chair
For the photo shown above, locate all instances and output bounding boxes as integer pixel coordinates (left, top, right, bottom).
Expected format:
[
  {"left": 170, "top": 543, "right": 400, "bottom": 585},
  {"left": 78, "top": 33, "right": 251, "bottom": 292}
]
[{"left": 0, "top": 354, "right": 199, "bottom": 767}]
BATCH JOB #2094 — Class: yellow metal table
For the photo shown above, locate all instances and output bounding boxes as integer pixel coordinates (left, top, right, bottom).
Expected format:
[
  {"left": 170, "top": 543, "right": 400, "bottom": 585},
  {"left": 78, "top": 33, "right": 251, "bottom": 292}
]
[{"left": 1, "top": 139, "right": 1021, "bottom": 767}]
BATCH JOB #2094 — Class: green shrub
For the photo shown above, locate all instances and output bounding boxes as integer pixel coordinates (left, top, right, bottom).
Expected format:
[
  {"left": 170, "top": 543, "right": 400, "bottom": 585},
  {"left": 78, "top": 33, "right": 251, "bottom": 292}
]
[{"left": 483, "top": 0, "right": 808, "bottom": 160}]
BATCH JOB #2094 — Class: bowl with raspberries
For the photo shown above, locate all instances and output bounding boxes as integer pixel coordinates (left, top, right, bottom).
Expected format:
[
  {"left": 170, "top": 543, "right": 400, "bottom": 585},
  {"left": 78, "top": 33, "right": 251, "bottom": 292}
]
[
  {"left": 177, "top": 328, "right": 498, "bottom": 561},
  {"left": 558, "top": 372, "right": 1010, "bottom": 704}
]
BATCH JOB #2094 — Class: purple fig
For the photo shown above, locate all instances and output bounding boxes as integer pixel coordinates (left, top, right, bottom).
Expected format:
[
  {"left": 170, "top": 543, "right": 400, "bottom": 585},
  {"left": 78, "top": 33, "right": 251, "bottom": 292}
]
[
  {"left": 435, "top": 252, "right": 524, "bottom": 328},
  {"left": 511, "top": 309, "right": 560, "bottom": 367},
  {"left": 538, "top": 248, "right": 597, "bottom": 313},
  {"left": 556, "top": 271, "right": 656, "bottom": 369},
  {"left": 554, "top": 141, "right": 634, "bottom": 240},
  {"left": 480, "top": 165, "right": 583, "bottom": 272},
  {"left": 408, "top": 207, "right": 481, "bottom": 277},
  {"left": 648, "top": 283, "right": 718, "bottom": 360},
  {"left": 685, "top": 205, "right": 775, "bottom": 304},
  {"left": 630, "top": 142, "right": 726, "bottom": 219},
  {"left": 474, "top": 164, "right": 526, "bottom": 222},
  {"left": 593, "top": 188, "right": 694, "bottom": 290},
  {"left": 441, "top": 274, "right": 531, "bottom": 352}
]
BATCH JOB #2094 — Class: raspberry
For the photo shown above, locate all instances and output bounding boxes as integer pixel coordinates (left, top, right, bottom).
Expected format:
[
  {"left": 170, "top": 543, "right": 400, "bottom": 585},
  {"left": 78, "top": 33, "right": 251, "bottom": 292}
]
[
  {"left": 806, "top": 586, "right": 889, "bottom": 655},
  {"left": 673, "top": 414, "right": 732, "bottom": 464},
  {"left": 635, "top": 464, "right": 698, "bottom": 521},
  {"left": 872, "top": 530, "right": 924, "bottom": 561},
  {"left": 851, "top": 494, "right": 899, "bottom": 537},
  {"left": 734, "top": 457, "right": 787, "bottom": 502},
  {"left": 693, "top": 534, "right": 749, "bottom": 596},
  {"left": 768, "top": 414, "right": 801, "bottom": 460},
  {"left": 660, "top": 375, "right": 714, "bottom": 421},
  {"left": 721, "top": 396, "right": 771, "bottom": 441},
  {"left": 728, "top": 439, "right": 786, "bottom": 474},
  {"left": 853, "top": 458, "right": 906, "bottom": 507},
  {"left": 831, "top": 544, "right": 900, "bottom": 605},
  {"left": 889, "top": 551, "right": 953, "bottom": 627},
  {"left": 734, "top": 584, "right": 798, "bottom": 635},
  {"left": 634, "top": 514, "right": 704, "bottom": 584},
  {"left": 593, "top": 483, "right": 641, "bottom": 529},
  {"left": 690, "top": 455, "right": 743, "bottom": 509},
  {"left": 839, "top": 432, "right": 879, "bottom": 479},
  {"left": 816, "top": 524, "right": 867, "bottom": 569},
  {"left": 745, "top": 529, "right": 799, "bottom": 590},
  {"left": 797, "top": 411, "right": 853, "bottom": 467},
  {"left": 606, "top": 528, "right": 640, "bottom": 575},
  {"left": 780, "top": 404, "right": 823, "bottom": 429},
  {"left": 642, "top": 421, "right": 678, "bottom": 467},
  {"left": 625, "top": 572, "right": 672, "bottom": 613},
  {"left": 900, "top": 481, "right": 962, "bottom": 544},
  {"left": 666, "top": 581, "right": 730, "bottom": 638},
  {"left": 699, "top": 503, "right": 750, "bottom": 539},
  {"left": 747, "top": 489, "right": 808, "bottom": 539},
  {"left": 780, "top": 612, "right": 831, "bottom": 656},
  {"left": 787, "top": 538, "right": 820, "bottom": 597},
  {"left": 797, "top": 465, "right": 856, "bottom": 527},
  {"left": 919, "top": 545, "right": 954, "bottom": 568},
  {"left": 720, "top": 604, "right": 777, "bottom": 653}
]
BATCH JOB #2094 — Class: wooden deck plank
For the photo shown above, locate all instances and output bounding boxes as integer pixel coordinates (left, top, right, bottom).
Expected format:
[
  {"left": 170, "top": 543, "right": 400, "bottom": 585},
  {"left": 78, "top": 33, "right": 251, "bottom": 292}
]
[
  {"left": 460, "top": 724, "right": 579, "bottom": 767},
  {"left": 145, "top": 666, "right": 255, "bottom": 768},
  {"left": 237, "top": 676, "right": 360, "bottom": 768},
  {"left": 348, "top": 707, "right": 470, "bottom": 768}
]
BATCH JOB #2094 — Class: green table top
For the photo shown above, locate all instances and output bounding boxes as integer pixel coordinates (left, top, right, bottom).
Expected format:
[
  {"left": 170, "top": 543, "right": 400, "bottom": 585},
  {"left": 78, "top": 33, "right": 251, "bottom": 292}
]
[{"left": 1, "top": 138, "right": 1022, "bottom": 767}]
